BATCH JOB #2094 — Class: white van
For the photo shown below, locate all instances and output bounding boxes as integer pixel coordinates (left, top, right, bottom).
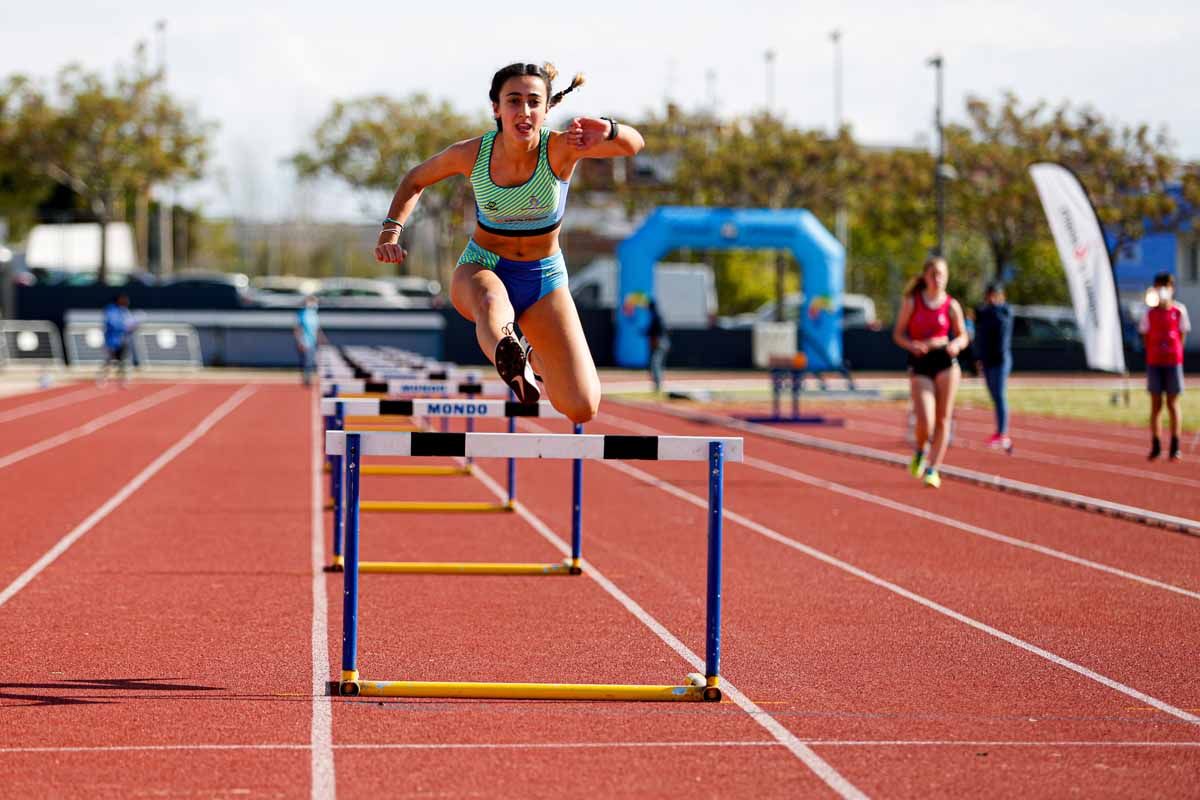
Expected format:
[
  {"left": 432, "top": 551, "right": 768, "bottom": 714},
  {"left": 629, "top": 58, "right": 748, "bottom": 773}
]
[{"left": 570, "top": 257, "right": 717, "bottom": 328}]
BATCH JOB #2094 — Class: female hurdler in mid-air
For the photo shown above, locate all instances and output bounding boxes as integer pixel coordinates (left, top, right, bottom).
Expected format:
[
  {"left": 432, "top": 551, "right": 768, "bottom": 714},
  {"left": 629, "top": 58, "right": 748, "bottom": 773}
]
[{"left": 374, "top": 62, "right": 644, "bottom": 423}]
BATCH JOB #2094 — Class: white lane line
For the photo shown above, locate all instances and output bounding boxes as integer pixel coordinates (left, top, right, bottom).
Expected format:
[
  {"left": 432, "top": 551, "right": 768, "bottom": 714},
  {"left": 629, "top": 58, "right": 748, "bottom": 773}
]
[
  {"left": 310, "top": 389, "right": 336, "bottom": 800},
  {"left": 747, "top": 456, "right": 1200, "bottom": 601},
  {"left": 0, "top": 386, "right": 255, "bottom": 611},
  {"left": 599, "top": 411, "right": 1200, "bottom": 601},
  {"left": 0, "top": 385, "right": 191, "bottom": 470},
  {"left": 475, "top": 426, "right": 868, "bottom": 800},
  {"left": 843, "top": 416, "right": 1200, "bottom": 489},
  {"left": 593, "top": 456, "right": 1200, "bottom": 727},
  {"left": 2, "top": 739, "right": 1197, "bottom": 755},
  {"left": 0, "top": 385, "right": 102, "bottom": 425}
]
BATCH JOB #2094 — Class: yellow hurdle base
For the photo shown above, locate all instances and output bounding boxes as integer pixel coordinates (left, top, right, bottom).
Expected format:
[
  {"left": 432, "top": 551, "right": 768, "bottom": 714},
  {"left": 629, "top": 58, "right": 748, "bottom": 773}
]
[
  {"left": 338, "top": 673, "right": 721, "bottom": 702},
  {"left": 345, "top": 424, "right": 424, "bottom": 432},
  {"left": 323, "top": 464, "right": 473, "bottom": 476},
  {"left": 359, "top": 500, "right": 513, "bottom": 513},
  {"left": 357, "top": 559, "right": 581, "bottom": 575}
]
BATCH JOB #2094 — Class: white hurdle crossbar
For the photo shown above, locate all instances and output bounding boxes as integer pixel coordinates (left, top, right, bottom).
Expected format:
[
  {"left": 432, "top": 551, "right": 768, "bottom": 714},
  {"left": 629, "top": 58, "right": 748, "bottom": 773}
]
[{"left": 329, "top": 430, "right": 743, "bottom": 701}]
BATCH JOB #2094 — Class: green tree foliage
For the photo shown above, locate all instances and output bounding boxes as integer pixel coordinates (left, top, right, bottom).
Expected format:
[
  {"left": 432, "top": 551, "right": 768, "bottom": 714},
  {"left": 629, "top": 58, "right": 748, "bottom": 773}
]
[
  {"left": 947, "top": 93, "right": 1198, "bottom": 295},
  {"left": 0, "top": 44, "right": 213, "bottom": 280},
  {"left": 0, "top": 76, "right": 57, "bottom": 238},
  {"left": 291, "top": 94, "right": 486, "bottom": 282}
]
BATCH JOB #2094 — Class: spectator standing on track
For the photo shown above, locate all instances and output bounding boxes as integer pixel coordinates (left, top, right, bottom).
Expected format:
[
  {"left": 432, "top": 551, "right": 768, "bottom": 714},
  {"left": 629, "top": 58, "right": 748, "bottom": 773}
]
[
  {"left": 646, "top": 299, "right": 669, "bottom": 393},
  {"left": 97, "top": 292, "right": 136, "bottom": 387},
  {"left": 294, "top": 294, "right": 323, "bottom": 387},
  {"left": 374, "top": 62, "right": 644, "bottom": 422},
  {"left": 974, "top": 281, "right": 1014, "bottom": 452},
  {"left": 892, "top": 256, "right": 970, "bottom": 488},
  {"left": 1140, "top": 272, "right": 1190, "bottom": 461}
]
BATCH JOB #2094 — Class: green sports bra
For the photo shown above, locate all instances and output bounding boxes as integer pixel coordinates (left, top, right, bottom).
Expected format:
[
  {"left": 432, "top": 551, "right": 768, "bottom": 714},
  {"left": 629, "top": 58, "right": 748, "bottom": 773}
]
[{"left": 470, "top": 129, "right": 570, "bottom": 237}]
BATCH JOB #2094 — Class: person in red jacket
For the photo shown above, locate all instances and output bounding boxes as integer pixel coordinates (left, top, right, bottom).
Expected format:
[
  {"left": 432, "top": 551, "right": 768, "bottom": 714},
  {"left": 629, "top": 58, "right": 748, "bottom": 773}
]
[{"left": 1138, "top": 272, "right": 1191, "bottom": 461}]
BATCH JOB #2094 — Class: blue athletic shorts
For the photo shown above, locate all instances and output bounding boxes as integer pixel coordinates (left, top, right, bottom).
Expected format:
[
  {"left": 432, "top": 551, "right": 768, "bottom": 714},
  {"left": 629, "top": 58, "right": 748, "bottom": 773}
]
[
  {"left": 456, "top": 239, "right": 568, "bottom": 320},
  {"left": 1147, "top": 364, "right": 1184, "bottom": 396}
]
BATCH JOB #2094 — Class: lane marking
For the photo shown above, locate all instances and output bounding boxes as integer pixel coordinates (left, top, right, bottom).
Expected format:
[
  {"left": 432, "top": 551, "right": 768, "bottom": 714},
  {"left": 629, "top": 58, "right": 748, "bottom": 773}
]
[
  {"left": 842, "top": 416, "right": 1200, "bottom": 490},
  {"left": 615, "top": 399, "right": 1200, "bottom": 536},
  {"left": 590, "top": 454, "right": 1200, "bottom": 727},
  {"left": 0, "top": 386, "right": 254, "bottom": 611},
  {"left": 0, "top": 385, "right": 102, "bottom": 425},
  {"left": 0, "top": 385, "right": 191, "bottom": 471},
  {"left": 3, "top": 739, "right": 1196, "bottom": 755},
  {"left": 480, "top": 424, "right": 868, "bottom": 800},
  {"left": 310, "top": 388, "right": 336, "bottom": 800},
  {"left": 599, "top": 411, "right": 1200, "bottom": 601}
]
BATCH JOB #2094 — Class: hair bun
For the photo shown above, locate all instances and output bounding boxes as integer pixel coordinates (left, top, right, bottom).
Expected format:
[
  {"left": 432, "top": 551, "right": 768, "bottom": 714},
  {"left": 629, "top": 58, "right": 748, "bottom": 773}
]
[{"left": 541, "top": 62, "right": 559, "bottom": 82}]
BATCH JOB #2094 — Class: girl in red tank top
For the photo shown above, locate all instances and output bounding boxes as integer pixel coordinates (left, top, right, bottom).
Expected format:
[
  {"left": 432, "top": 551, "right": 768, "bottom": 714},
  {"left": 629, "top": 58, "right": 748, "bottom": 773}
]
[
  {"left": 906, "top": 293, "right": 953, "bottom": 342},
  {"left": 892, "top": 257, "right": 970, "bottom": 488},
  {"left": 1139, "top": 273, "right": 1190, "bottom": 460}
]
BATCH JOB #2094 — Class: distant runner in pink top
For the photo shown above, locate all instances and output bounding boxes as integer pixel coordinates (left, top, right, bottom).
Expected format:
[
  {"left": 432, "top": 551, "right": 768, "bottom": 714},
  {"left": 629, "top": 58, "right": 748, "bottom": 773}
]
[
  {"left": 892, "top": 256, "right": 970, "bottom": 489},
  {"left": 1138, "top": 272, "right": 1190, "bottom": 461}
]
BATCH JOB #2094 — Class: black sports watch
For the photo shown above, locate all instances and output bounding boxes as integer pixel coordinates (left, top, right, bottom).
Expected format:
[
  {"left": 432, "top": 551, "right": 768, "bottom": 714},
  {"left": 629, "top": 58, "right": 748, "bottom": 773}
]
[{"left": 601, "top": 116, "right": 619, "bottom": 140}]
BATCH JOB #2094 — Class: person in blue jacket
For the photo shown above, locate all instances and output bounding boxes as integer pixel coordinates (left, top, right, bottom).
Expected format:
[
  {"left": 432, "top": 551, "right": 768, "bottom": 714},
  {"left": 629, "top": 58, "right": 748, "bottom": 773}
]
[
  {"left": 98, "top": 292, "right": 137, "bottom": 387},
  {"left": 974, "top": 281, "right": 1014, "bottom": 451}
]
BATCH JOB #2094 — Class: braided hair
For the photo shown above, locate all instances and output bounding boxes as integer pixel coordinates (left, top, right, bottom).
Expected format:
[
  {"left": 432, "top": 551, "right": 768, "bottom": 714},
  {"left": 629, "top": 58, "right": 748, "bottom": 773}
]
[{"left": 489, "top": 62, "right": 585, "bottom": 130}]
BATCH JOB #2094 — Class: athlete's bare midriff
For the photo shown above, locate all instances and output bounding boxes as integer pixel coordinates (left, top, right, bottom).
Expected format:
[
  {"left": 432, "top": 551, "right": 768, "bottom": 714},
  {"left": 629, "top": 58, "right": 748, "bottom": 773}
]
[{"left": 472, "top": 225, "right": 562, "bottom": 262}]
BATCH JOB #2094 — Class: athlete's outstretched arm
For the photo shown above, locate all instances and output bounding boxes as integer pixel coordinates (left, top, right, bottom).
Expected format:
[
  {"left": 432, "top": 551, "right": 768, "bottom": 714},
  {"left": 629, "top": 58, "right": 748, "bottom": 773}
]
[
  {"left": 565, "top": 117, "right": 644, "bottom": 159},
  {"left": 375, "top": 139, "right": 476, "bottom": 264}
]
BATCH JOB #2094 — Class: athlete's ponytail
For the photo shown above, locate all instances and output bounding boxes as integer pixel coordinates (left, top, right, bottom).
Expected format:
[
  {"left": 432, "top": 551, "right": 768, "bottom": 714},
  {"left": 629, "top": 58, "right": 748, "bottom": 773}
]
[
  {"left": 489, "top": 62, "right": 585, "bottom": 128},
  {"left": 549, "top": 72, "right": 585, "bottom": 109}
]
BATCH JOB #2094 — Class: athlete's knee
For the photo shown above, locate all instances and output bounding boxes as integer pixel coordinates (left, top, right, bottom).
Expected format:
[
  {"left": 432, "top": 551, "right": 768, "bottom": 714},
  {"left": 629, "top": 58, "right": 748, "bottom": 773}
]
[{"left": 559, "top": 388, "right": 600, "bottom": 425}]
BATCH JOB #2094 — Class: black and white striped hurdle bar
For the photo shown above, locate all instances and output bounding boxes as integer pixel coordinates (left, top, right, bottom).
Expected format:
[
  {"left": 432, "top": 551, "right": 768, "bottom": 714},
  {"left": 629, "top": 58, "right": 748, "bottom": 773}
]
[
  {"left": 322, "top": 379, "right": 511, "bottom": 396},
  {"left": 322, "top": 398, "right": 566, "bottom": 419},
  {"left": 325, "top": 431, "right": 744, "bottom": 461}
]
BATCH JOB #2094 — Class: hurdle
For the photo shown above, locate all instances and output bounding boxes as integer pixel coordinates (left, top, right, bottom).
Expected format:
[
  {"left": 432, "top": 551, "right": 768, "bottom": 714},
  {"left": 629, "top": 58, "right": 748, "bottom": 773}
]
[
  {"left": 328, "top": 430, "right": 742, "bottom": 701},
  {"left": 323, "top": 398, "right": 579, "bottom": 574},
  {"left": 737, "top": 354, "right": 844, "bottom": 426}
]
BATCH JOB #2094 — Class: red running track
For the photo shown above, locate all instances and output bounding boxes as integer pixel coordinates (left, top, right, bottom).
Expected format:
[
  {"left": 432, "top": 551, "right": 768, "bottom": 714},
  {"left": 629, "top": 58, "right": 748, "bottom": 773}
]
[{"left": 2, "top": 381, "right": 1198, "bottom": 797}]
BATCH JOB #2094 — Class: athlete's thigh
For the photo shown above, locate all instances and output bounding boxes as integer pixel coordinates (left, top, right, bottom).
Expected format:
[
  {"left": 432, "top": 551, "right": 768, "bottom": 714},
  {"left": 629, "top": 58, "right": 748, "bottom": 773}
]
[
  {"left": 450, "top": 262, "right": 509, "bottom": 322},
  {"left": 518, "top": 287, "right": 600, "bottom": 401},
  {"left": 933, "top": 363, "right": 961, "bottom": 416}
]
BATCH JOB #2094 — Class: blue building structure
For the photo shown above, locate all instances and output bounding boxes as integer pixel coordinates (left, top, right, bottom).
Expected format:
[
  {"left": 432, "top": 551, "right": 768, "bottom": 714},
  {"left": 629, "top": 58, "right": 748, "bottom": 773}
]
[{"left": 1106, "top": 185, "right": 1198, "bottom": 349}]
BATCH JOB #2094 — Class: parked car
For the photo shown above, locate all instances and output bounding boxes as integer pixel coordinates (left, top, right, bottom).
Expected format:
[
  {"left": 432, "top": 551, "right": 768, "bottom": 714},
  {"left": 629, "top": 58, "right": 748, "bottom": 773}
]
[
  {"left": 717, "top": 292, "right": 880, "bottom": 330},
  {"left": 250, "top": 275, "right": 322, "bottom": 308},
  {"left": 381, "top": 276, "right": 443, "bottom": 308},
  {"left": 159, "top": 271, "right": 256, "bottom": 309},
  {"left": 314, "top": 277, "right": 412, "bottom": 309},
  {"left": 1008, "top": 304, "right": 1082, "bottom": 348}
]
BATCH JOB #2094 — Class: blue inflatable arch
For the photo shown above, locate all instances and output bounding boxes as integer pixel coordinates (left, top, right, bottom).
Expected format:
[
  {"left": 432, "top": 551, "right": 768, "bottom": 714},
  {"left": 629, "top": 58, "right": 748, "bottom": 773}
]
[{"left": 613, "top": 206, "right": 846, "bottom": 369}]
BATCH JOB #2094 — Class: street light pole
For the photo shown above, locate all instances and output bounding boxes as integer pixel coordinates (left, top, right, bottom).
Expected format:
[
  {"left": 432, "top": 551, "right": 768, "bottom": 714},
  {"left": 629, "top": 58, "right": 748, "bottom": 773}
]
[
  {"left": 927, "top": 53, "right": 945, "bottom": 256},
  {"left": 830, "top": 30, "right": 843, "bottom": 132},
  {"left": 764, "top": 49, "right": 776, "bottom": 114}
]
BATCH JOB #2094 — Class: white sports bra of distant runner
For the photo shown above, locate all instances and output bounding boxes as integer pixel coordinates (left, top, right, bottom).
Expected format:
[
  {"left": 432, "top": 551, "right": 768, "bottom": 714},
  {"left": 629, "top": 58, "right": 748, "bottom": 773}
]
[{"left": 470, "top": 128, "right": 570, "bottom": 238}]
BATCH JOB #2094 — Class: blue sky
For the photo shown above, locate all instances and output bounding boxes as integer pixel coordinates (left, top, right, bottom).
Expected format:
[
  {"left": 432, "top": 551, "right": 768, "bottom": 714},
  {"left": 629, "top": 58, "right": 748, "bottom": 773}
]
[{"left": 3, "top": 1, "right": 1198, "bottom": 222}]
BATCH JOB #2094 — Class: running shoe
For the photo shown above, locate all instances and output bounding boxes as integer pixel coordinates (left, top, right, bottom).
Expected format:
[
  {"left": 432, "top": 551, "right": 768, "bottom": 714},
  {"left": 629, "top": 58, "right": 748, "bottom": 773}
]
[
  {"left": 495, "top": 332, "right": 540, "bottom": 403},
  {"left": 518, "top": 336, "right": 544, "bottom": 384},
  {"left": 1000, "top": 436, "right": 1013, "bottom": 454},
  {"left": 923, "top": 468, "right": 941, "bottom": 489},
  {"left": 908, "top": 450, "right": 927, "bottom": 478},
  {"left": 986, "top": 433, "right": 1003, "bottom": 448},
  {"left": 1148, "top": 437, "right": 1162, "bottom": 461},
  {"left": 1169, "top": 437, "right": 1182, "bottom": 462}
]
